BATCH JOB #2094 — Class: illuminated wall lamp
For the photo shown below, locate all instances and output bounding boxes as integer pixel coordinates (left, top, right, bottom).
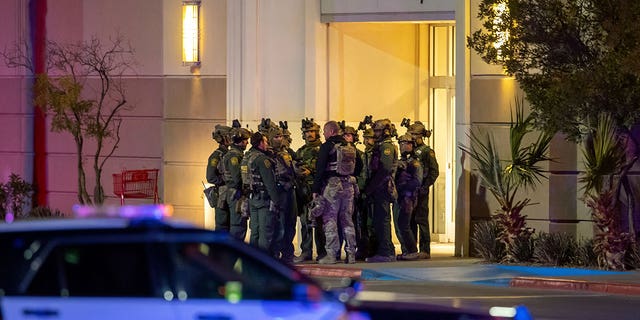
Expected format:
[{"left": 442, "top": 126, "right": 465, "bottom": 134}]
[{"left": 182, "top": 0, "right": 201, "bottom": 66}]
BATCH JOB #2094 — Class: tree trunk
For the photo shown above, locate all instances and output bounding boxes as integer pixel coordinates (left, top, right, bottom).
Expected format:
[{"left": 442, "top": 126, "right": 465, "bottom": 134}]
[{"left": 75, "top": 136, "right": 91, "bottom": 205}]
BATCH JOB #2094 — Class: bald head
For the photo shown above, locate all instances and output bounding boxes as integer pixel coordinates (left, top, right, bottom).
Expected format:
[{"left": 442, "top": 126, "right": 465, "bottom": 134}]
[{"left": 323, "top": 121, "right": 340, "bottom": 140}]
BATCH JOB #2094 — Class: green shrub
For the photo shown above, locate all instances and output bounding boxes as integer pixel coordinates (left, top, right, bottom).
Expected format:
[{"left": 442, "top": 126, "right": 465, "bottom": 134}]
[
  {"left": 24, "top": 206, "right": 66, "bottom": 219},
  {"left": 0, "top": 173, "right": 34, "bottom": 220},
  {"left": 508, "top": 232, "right": 536, "bottom": 263},
  {"left": 574, "top": 238, "right": 599, "bottom": 268},
  {"left": 471, "top": 220, "right": 505, "bottom": 262},
  {"left": 533, "top": 232, "right": 577, "bottom": 266}
]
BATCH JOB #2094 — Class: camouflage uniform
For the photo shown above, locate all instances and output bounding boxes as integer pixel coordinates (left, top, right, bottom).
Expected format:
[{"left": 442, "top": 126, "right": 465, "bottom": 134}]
[
  {"left": 364, "top": 119, "right": 398, "bottom": 262},
  {"left": 394, "top": 133, "right": 423, "bottom": 260},
  {"left": 221, "top": 126, "right": 251, "bottom": 241},
  {"left": 206, "top": 124, "right": 231, "bottom": 231},
  {"left": 312, "top": 130, "right": 360, "bottom": 264},
  {"left": 409, "top": 122, "right": 439, "bottom": 257},
  {"left": 294, "top": 119, "right": 326, "bottom": 262}
]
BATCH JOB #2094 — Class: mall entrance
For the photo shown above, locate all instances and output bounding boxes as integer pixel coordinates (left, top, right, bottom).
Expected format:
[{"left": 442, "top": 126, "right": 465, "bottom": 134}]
[{"left": 327, "top": 22, "right": 456, "bottom": 250}]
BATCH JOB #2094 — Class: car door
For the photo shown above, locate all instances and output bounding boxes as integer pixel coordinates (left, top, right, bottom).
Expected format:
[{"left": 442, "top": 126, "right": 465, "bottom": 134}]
[
  {"left": 1, "top": 238, "right": 177, "bottom": 320},
  {"left": 165, "top": 237, "right": 347, "bottom": 320}
]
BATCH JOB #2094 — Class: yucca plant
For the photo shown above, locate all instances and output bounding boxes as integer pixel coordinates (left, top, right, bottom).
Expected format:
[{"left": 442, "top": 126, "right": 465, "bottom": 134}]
[
  {"left": 471, "top": 220, "right": 505, "bottom": 262},
  {"left": 581, "top": 113, "right": 633, "bottom": 270},
  {"left": 533, "top": 232, "right": 577, "bottom": 266},
  {"left": 459, "top": 97, "right": 554, "bottom": 263}
]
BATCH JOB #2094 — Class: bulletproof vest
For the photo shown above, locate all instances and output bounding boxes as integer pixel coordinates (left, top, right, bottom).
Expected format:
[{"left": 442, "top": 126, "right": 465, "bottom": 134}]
[
  {"left": 274, "top": 149, "right": 295, "bottom": 188},
  {"left": 249, "top": 153, "right": 270, "bottom": 192},
  {"left": 221, "top": 147, "right": 243, "bottom": 186},
  {"left": 241, "top": 149, "right": 261, "bottom": 190},
  {"left": 214, "top": 149, "right": 226, "bottom": 184},
  {"left": 327, "top": 142, "right": 357, "bottom": 176}
]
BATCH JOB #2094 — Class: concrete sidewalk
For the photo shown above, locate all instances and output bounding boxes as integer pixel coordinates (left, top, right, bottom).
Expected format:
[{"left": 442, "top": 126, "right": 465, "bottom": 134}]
[{"left": 295, "top": 248, "right": 640, "bottom": 296}]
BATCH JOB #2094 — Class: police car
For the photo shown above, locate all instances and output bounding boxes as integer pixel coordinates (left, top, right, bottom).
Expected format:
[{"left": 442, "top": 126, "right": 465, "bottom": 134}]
[{"left": 0, "top": 205, "right": 353, "bottom": 320}]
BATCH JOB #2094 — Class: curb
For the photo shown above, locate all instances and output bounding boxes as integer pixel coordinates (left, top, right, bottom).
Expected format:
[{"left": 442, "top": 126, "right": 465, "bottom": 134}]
[
  {"left": 296, "top": 265, "right": 363, "bottom": 278},
  {"left": 510, "top": 277, "right": 640, "bottom": 296}
]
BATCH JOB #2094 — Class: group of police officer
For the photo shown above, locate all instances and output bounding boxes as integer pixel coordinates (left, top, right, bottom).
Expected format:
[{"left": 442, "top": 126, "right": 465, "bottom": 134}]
[{"left": 205, "top": 117, "right": 438, "bottom": 264}]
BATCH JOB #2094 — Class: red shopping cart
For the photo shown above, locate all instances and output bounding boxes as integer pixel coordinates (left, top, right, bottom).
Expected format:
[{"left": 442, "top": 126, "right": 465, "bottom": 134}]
[{"left": 113, "top": 169, "right": 159, "bottom": 205}]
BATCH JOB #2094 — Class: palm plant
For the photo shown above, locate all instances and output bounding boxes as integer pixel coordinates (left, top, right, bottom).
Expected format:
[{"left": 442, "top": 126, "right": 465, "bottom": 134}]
[
  {"left": 459, "top": 97, "right": 553, "bottom": 262},
  {"left": 581, "top": 113, "right": 633, "bottom": 270}
]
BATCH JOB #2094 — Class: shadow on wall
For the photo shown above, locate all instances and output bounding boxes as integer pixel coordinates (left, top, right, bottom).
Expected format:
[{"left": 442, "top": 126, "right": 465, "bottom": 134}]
[{"left": 455, "top": 153, "right": 491, "bottom": 257}]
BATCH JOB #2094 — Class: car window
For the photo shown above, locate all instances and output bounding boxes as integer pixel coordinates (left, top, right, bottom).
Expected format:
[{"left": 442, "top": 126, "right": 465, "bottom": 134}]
[
  {"left": 27, "top": 243, "right": 155, "bottom": 297},
  {"left": 172, "top": 242, "right": 299, "bottom": 301}
]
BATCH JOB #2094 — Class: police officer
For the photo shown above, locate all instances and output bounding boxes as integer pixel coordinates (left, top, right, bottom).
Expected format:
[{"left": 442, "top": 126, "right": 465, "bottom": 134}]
[
  {"left": 246, "top": 132, "right": 280, "bottom": 257},
  {"left": 313, "top": 121, "right": 361, "bottom": 264},
  {"left": 262, "top": 120, "right": 297, "bottom": 264},
  {"left": 206, "top": 124, "right": 232, "bottom": 231},
  {"left": 221, "top": 122, "right": 251, "bottom": 241},
  {"left": 408, "top": 121, "right": 439, "bottom": 259},
  {"left": 360, "top": 127, "right": 377, "bottom": 259},
  {"left": 395, "top": 133, "right": 423, "bottom": 260},
  {"left": 294, "top": 118, "right": 327, "bottom": 263},
  {"left": 343, "top": 126, "right": 368, "bottom": 260},
  {"left": 364, "top": 119, "right": 398, "bottom": 262}
]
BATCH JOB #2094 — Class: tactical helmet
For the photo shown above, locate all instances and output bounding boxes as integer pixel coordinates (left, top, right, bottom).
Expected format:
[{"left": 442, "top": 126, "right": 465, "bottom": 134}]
[
  {"left": 397, "top": 133, "right": 415, "bottom": 144},
  {"left": 308, "top": 195, "right": 328, "bottom": 218},
  {"left": 301, "top": 118, "right": 320, "bottom": 132},
  {"left": 372, "top": 119, "right": 392, "bottom": 137},
  {"left": 362, "top": 128, "right": 374, "bottom": 139},
  {"left": 343, "top": 126, "right": 359, "bottom": 142},
  {"left": 212, "top": 124, "right": 231, "bottom": 143},
  {"left": 408, "top": 121, "right": 430, "bottom": 138},
  {"left": 230, "top": 127, "right": 251, "bottom": 143}
]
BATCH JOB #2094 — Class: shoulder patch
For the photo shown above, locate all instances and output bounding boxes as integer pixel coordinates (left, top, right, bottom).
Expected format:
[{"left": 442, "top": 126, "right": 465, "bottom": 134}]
[
  {"left": 210, "top": 158, "right": 218, "bottom": 167},
  {"left": 264, "top": 159, "right": 271, "bottom": 168},
  {"left": 383, "top": 148, "right": 392, "bottom": 156},
  {"left": 230, "top": 157, "right": 239, "bottom": 166},
  {"left": 416, "top": 150, "right": 422, "bottom": 155},
  {"left": 430, "top": 150, "right": 436, "bottom": 157}
]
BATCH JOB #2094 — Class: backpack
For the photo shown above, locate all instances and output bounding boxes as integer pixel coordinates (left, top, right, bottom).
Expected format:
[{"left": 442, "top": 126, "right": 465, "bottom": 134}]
[{"left": 334, "top": 142, "right": 357, "bottom": 176}]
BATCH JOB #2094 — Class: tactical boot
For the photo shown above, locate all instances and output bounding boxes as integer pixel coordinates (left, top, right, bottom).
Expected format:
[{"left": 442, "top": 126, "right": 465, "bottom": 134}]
[
  {"left": 365, "top": 255, "right": 396, "bottom": 263},
  {"left": 318, "top": 255, "right": 337, "bottom": 264},
  {"left": 398, "top": 252, "right": 420, "bottom": 261},
  {"left": 345, "top": 254, "right": 356, "bottom": 264},
  {"left": 417, "top": 252, "right": 431, "bottom": 259},
  {"left": 293, "top": 255, "right": 312, "bottom": 264}
]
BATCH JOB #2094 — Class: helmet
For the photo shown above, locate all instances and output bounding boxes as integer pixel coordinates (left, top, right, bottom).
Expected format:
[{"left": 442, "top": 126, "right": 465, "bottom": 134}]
[
  {"left": 408, "top": 121, "right": 430, "bottom": 137},
  {"left": 362, "top": 128, "right": 374, "bottom": 139},
  {"left": 308, "top": 195, "right": 328, "bottom": 218},
  {"left": 301, "top": 118, "right": 320, "bottom": 132},
  {"left": 343, "top": 126, "right": 359, "bottom": 142},
  {"left": 397, "top": 133, "right": 415, "bottom": 144},
  {"left": 372, "top": 119, "right": 392, "bottom": 136},
  {"left": 230, "top": 127, "right": 251, "bottom": 142},
  {"left": 212, "top": 124, "right": 231, "bottom": 143}
]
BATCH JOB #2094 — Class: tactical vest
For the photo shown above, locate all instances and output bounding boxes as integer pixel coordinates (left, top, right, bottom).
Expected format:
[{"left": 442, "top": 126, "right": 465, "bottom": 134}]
[
  {"left": 222, "top": 148, "right": 243, "bottom": 184},
  {"left": 274, "top": 149, "right": 295, "bottom": 190},
  {"left": 327, "top": 142, "right": 357, "bottom": 176},
  {"left": 241, "top": 149, "right": 261, "bottom": 191},
  {"left": 249, "top": 153, "right": 269, "bottom": 192}
]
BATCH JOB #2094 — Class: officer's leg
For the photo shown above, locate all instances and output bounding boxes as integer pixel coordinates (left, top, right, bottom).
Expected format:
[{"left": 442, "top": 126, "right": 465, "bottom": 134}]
[
  {"left": 398, "top": 197, "right": 418, "bottom": 255},
  {"left": 280, "top": 191, "right": 296, "bottom": 262},
  {"left": 314, "top": 218, "right": 327, "bottom": 259},
  {"left": 297, "top": 204, "right": 313, "bottom": 261},
  {"left": 229, "top": 198, "right": 248, "bottom": 241},
  {"left": 372, "top": 197, "right": 395, "bottom": 257},
  {"left": 249, "top": 197, "right": 260, "bottom": 246},
  {"left": 258, "top": 199, "right": 278, "bottom": 258},
  {"left": 214, "top": 206, "right": 230, "bottom": 232},
  {"left": 338, "top": 185, "right": 357, "bottom": 262},
  {"left": 415, "top": 188, "right": 431, "bottom": 254},
  {"left": 392, "top": 200, "right": 406, "bottom": 255}
]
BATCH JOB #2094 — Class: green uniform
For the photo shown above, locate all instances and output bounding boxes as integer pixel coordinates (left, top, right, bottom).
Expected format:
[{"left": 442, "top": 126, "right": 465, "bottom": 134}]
[
  {"left": 295, "top": 140, "right": 326, "bottom": 260},
  {"left": 206, "top": 145, "right": 229, "bottom": 231},
  {"left": 222, "top": 144, "right": 247, "bottom": 241},
  {"left": 364, "top": 137, "right": 398, "bottom": 258},
  {"left": 413, "top": 143, "right": 439, "bottom": 254},
  {"left": 248, "top": 148, "right": 280, "bottom": 257}
]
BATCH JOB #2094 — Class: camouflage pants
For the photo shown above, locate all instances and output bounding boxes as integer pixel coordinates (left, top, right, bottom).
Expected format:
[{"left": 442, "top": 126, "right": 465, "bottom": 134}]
[{"left": 322, "top": 176, "right": 356, "bottom": 257}]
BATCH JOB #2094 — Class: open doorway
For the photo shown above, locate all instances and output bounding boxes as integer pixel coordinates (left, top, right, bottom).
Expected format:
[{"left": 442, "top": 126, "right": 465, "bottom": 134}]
[{"left": 327, "top": 22, "right": 455, "bottom": 252}]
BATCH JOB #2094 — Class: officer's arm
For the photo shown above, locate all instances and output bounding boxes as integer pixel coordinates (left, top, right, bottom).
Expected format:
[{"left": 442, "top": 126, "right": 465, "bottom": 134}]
[
  {"left": 229, "top": 156, "right": 242, "bottom": 189},
  {"left": 425, "top": 149, "right": 439, "bottom": 186},
  {"left": 412, "top": 160, "right": 424, "bottom": 189},
  {"left": 259, "top": 158, "right": 280, "bottom": 203},
  {"left": 311, "top": 142, "right": 331, "bottom": 194},
  {"left": 206, "top": 153, "right": 217, "bottom": 184}
]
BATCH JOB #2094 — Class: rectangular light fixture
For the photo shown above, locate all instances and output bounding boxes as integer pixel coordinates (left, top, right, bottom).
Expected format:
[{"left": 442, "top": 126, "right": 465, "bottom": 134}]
[{"left": 182, "top": 0, "right": 201, "bottom": 66}]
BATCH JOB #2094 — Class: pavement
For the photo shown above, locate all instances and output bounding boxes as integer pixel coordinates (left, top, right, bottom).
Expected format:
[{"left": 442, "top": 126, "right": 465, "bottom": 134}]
[{"left": 295, "top": 243, "right": 640, "bottom": 296}]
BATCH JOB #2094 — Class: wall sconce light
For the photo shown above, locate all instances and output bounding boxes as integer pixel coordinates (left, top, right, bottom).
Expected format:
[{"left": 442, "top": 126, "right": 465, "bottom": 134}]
[{"left": 182, "top": 0, "right": 201, "bottom": 66}]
